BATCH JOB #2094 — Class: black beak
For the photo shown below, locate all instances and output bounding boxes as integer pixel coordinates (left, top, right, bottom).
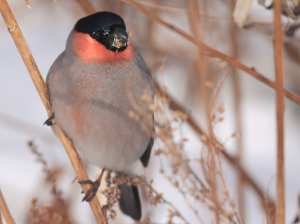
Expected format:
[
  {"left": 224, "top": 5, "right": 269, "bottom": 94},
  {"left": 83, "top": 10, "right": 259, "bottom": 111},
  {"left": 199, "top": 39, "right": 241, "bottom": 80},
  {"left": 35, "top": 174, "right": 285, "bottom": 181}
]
[{"left": 108, "top": 27, "right": 129, "bottom": 51}]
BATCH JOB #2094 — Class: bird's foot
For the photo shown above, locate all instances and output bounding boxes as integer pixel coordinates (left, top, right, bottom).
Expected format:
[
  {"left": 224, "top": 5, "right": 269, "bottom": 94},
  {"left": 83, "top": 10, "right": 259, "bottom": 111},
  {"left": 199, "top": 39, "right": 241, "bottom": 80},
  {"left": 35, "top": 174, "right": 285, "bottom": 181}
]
[
  {"left": 79, "top": 168, "right": 105, "bottom": 202},
  {"left": 79, "top": 179, "right": 101, "bottom": 202},
  {"left": 44, "top": 113, "right": 55, "bottom": 126}
]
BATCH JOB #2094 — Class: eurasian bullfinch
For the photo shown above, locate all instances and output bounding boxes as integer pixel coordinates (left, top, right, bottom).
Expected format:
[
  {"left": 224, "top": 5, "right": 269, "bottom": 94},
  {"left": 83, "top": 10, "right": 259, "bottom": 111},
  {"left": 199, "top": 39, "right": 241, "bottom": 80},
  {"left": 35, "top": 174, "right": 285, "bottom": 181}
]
[{"left": 46, "top": 11, "right": 154, "bottom": 221}]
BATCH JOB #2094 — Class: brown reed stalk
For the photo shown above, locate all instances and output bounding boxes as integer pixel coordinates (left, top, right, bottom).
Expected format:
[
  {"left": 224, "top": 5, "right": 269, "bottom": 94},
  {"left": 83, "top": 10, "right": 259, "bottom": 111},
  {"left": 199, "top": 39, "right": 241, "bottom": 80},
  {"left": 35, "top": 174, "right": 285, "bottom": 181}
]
[
  {"left": 273, "top": 0, "right": 285, "bottom": 223},
  {"left": 229, "top": 0, "right": 245, "bottom": 220},
  {"left": 75, "top": 0, "right": 274, "bottom": 218},
  {"left": 0, "top": 1, "right": 104, "bottom": 222},
  {"left": 154, "top": 80, "right": 276, "bottom": 211},
  {"left": 185, "top": 0, "right": 221, "bottom": 223},
  {"left": 0, "top": 189, "right": 15, "bottom": 224},
  {"left": 122, "top": 0, "right": 300, "bottom": 106}
]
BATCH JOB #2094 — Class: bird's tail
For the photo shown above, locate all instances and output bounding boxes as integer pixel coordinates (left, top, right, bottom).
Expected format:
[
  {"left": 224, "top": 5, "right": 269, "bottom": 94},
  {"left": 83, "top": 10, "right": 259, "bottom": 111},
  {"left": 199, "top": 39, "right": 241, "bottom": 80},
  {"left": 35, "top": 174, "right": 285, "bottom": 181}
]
[{"left": 118, "top": 183, "right": 142, "bottom": 220}]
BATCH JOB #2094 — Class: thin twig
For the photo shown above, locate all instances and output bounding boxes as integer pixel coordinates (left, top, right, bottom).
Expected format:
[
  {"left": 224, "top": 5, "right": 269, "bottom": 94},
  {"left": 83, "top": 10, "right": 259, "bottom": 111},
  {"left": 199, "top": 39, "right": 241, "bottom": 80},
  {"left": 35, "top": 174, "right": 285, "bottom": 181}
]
[
  {"left": 209, "top": 73, "right": 229, "bottom": 224},
  {"left": 153, "top": 80, "right": 276, "bottom": 210},
  {"left": 0, "top": 0, "right": 104, "bottom": 222},
  {"left": 75, "top": 0, "right": 276, "bottom": 218},
  {"left": 230, "top": 0, "right": 245, "bottom": 220},
  {"left": 122, "top": 0, "right": 300, "bottom": 106},
  {"left": 0, "top": 189, "right": 15, "bottom": 224},
  {"left": 141, "top": 178, "right": 189, "bottom": 224},
  {"left": 264, "top": 175, "right": 276, "bottom": 224},
  {"left": 177, "top": 187, "right": 205, "bottom": 224},
  {"left": 185, "top": 0, "right": 219, "bottom": 220},
  {"left": 119, "top": 0, "right": 279, "bottom": 26},
  {"left": 274, "top": 0, "right": 285, "bottom": 223}
]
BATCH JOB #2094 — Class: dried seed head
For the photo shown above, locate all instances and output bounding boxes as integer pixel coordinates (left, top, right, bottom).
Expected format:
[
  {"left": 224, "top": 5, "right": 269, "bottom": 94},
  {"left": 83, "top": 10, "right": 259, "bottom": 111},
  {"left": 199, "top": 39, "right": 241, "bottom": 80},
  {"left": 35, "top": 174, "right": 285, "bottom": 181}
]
[
  {"left": 217, "top": 105, "right": 225, "bottom": 113},
  {"left": 220, "top": 60, "right": 227, "bottom": 68},
  {"left": 200, "top": 135, "right": 207, "bottom": 143},
  {"left": 232, "top": 131, "right": 241, "bottom": 138},
  {"left": 205, "top": 81, "right": 214, "bottom": 89}
]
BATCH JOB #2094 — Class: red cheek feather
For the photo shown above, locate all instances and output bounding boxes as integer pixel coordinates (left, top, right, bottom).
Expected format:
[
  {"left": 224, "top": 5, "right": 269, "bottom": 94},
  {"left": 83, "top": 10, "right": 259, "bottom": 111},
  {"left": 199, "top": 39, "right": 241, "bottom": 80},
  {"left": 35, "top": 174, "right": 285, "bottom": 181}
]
[{"left": 73, "top": 31, "right": 134, "bottom": 64}]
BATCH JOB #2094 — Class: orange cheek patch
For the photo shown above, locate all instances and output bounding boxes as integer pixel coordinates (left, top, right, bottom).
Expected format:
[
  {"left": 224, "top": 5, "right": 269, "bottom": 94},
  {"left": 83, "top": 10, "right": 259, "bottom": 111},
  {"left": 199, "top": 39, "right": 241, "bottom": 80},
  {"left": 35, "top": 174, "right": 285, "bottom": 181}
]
[{"left": 73, "top": 31, "right": 134, "bottom": 64}]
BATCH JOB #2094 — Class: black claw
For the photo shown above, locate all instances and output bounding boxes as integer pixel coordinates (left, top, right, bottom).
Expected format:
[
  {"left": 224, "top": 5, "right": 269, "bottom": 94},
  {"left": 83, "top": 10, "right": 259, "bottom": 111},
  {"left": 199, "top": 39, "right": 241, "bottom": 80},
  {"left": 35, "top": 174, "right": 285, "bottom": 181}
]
[
  {"left": 79, "top": 179, "right": 101, "bottom": 202},
  {"left": 86, "top": 190, "right": 97, "bottom": 202},
  {"left": 79, "top": 180, "right": 94, "bottom": 185},
  {"left": 78, "top": 169, "right": 105, "bottom": 203},
  {"left": 44, "top": 113, "right": 55, "bottom": 126}
]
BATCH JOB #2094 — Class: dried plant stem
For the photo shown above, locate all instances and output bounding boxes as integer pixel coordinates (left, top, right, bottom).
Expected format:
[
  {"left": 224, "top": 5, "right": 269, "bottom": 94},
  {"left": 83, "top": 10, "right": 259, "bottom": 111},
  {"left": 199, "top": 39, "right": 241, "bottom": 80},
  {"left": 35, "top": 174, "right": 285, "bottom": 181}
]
[
  {"left": 0, "top": 189, "right": 15, "bottom": 224},
  {"left": 0, "top": 0, "right": 104, "bottom": 222},
  {"left": 186, "top": 1, "right": 220, "bottom": 221},
  {"left": 75, "top": 0, "right": 275, "bottom": 219},
  {"left": 153, "top": 81, "right": 276, "bottom": 211},
  {"left": 274, "top": 0, "right": 285, "bottom": 223},
  {"left": 230, "top": 0, "right": 245, "bottom": 220},
  {"left": 210, "top": 74, "right": 229, "bottom": 224},
  {"left": 122, "top": 0, "right": 300, "bottom": 106},
  {"left": 141, "top": 178, "right": 189, "bottom": 224},
  {"left": 178, "top": 188, "right": 205, "bottom": 224},
  {"left": 185, "top": 0, "right": 220, "bottom": 221},
  {"left": 118, "top": 0, "right": 270, "bottom": 25}
]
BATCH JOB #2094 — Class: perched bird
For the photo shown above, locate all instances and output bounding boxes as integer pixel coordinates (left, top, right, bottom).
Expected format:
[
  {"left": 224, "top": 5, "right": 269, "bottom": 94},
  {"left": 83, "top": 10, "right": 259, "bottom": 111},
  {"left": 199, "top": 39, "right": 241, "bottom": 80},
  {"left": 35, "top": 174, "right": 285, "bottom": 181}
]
[{"left": 46, "top": 11, "right": 154, "bottom": 220}]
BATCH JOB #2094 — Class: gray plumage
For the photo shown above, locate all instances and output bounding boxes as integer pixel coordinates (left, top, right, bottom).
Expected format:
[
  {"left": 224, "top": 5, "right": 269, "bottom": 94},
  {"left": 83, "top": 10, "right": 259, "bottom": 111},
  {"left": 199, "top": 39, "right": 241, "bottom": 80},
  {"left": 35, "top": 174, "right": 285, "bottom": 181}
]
[{"left": 46, "top": 30, "right": 154, "bottom": 174}]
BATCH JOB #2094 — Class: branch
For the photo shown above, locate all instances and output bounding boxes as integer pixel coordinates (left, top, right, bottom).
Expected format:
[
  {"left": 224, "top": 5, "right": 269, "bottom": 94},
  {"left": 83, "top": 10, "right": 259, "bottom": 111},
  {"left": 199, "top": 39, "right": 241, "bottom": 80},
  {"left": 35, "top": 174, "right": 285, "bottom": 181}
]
[
  {"left": 0, "top": 0, "right": 104, "bottom": 222},
  {"left": 274, "top": 0, "right": 285, "bottom": 223},
  {"left": 230, "top": 0, "right": 245, "bottom": 219},
  {"left": 0, "top": 189, "right": 15, "bottom": 224},
  {"left": 122, "top": 0, "right": 300, "bottom": 106},
  {"left": 76, "top": 0, "right": 275, "bottom": 216},
  {"left": 0, "top": 209, "right": 2, "bottom": 224},
  {"left": 153, "top": 80, "right": 276, "bottom": 211},
  {"left": 141, "top": 178, "right": 189, "bottom": 224}
]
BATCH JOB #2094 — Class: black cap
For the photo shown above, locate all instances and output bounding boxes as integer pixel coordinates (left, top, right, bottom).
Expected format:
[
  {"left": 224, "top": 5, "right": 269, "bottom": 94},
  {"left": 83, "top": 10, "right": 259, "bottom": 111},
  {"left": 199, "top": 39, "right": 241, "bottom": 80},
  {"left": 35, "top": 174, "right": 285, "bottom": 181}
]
[{"left": 74, "top": 11, "right": 129, "bottom": 52}]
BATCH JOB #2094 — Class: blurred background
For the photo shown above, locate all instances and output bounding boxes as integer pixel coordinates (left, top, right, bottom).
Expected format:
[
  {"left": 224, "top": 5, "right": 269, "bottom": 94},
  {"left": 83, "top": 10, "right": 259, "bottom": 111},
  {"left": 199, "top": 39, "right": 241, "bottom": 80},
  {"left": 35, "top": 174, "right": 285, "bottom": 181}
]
[{"left": 1, "top": 0, "right": 300, "bottom": 223}]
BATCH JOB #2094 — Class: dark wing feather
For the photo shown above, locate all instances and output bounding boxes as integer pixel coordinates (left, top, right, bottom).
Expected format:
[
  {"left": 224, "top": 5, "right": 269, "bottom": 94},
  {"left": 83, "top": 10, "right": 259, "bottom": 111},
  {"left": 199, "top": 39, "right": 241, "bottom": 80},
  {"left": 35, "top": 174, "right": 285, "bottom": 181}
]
[
  {"left": 140, "top": 138, "right": 153, "bottom": 167},
  {"left": 118, "top": 184, "right": 141, "bottom": 220}
]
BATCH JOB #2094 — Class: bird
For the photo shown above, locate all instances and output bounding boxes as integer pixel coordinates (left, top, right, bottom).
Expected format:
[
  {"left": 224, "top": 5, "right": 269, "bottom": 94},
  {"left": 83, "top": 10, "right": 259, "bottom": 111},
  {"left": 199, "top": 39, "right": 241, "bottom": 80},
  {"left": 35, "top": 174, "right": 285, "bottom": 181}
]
[{"left": 45, "top": 11, "right": 154, "bottom": 221}]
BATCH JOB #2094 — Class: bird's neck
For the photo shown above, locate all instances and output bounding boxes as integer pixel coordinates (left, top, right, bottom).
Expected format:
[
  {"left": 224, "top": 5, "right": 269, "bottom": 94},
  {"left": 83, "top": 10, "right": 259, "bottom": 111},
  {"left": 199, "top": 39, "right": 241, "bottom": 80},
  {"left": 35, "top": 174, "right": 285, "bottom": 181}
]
[{"left": 72, "top": 31, "right": 134, "bottom": 64}]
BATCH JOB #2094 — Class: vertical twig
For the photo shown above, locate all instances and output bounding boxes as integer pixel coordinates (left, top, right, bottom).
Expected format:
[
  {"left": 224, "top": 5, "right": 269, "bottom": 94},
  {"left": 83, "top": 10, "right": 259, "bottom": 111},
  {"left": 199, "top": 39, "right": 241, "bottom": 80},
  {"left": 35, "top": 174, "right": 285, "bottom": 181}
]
[
  {"left": 185, "top": 1, "right": 220, "bottom": 222},
  {"left": 0, "top": 189, "right": 15, "bottom": 224},
  {"left": 120, "top": 0, "right": 300, "bottom": 105},
  {"left": 0, "top": 0, "right": 104, "bottom": 222},
  {"left": 273, "top": 0, "right": 285, "bottom": 223},
  {"left": 230, "top": 0, "right": 245, "bottom": 221},
  {"left": 0, "top": 210, "right": 2, "bottom": 224}
]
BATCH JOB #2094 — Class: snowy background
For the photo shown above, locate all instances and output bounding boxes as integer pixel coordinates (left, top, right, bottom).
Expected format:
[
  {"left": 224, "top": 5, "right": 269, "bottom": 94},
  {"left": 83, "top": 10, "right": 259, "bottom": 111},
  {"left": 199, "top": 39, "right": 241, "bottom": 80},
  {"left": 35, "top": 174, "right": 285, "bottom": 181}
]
[{"left": 1, "top": 0, "right": 300, "bottom": 223}]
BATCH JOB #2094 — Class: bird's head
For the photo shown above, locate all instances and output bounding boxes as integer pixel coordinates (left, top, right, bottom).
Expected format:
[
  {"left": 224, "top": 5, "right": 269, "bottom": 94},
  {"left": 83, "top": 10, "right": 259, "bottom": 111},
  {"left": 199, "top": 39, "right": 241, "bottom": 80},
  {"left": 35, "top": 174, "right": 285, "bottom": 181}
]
[
  {"left": 74, "top": 11, "right": 131, "bottom": 52},
  {"left": 72, "top": 12, "right": 134, "bottom": 64}
]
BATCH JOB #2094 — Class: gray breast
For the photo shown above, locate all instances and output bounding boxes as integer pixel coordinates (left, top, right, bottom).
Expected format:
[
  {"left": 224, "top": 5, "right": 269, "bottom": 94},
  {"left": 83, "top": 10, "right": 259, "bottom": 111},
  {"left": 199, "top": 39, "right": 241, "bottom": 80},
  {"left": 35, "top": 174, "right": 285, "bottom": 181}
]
[{"left": 46, "top": 49, "right": 153, "bottom": 171}]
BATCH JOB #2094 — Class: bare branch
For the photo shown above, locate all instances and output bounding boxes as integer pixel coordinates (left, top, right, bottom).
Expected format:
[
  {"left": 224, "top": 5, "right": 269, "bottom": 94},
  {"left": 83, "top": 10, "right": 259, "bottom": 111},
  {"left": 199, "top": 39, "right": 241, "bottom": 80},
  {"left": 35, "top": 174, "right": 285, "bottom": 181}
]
[
  {"left": 0, "top": 189, "right": 15, "bottom": 224},
  {"left": 0, "top": 0, "right": 104, "bottom": 222},
  {"left": 123, "top": 0, "right": 300, "bottom": 106},
  {"left": 274, "top": 0, "right": 285, "bottom": 223},
  {"left": 154, "top": 80, "right": 276, "bottom": 212}
]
